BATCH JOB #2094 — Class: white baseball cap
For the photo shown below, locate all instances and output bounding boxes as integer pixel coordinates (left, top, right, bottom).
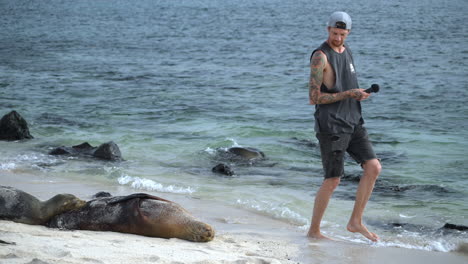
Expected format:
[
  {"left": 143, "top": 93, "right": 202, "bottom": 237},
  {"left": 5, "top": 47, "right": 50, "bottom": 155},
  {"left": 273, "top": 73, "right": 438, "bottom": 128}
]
[{"left": 328, "top": 11, "right": 352, "bottom": 30}]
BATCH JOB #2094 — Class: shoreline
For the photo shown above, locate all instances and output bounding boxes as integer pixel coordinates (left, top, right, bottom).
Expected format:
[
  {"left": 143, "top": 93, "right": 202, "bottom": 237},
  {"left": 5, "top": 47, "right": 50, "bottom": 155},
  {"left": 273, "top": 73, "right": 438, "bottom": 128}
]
[{"left": 1, "top": 171, "right": 467, "bottom": 264}]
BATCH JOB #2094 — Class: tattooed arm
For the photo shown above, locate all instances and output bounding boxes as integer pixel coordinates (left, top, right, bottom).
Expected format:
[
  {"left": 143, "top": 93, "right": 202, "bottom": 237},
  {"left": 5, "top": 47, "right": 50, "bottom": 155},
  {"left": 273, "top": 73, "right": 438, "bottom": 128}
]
[{"left": 309, "top": 50, "right": 369, "bottom": 105}]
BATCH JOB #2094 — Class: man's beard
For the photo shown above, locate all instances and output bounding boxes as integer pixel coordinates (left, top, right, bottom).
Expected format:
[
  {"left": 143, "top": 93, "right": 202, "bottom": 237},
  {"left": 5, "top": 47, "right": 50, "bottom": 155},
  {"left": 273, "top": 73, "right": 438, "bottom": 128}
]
[{"left": 331, "top": 39, "right": 344, "bottom": 47}]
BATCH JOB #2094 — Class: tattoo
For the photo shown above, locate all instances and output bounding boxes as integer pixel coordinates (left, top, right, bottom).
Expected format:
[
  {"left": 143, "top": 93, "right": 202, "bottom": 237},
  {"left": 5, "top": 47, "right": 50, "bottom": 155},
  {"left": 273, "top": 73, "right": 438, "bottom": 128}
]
[
  {"left": 309, "top": 51, "right": 325, "bottom": 104},
  {"left": 349, "top": 89, "right": 362, "bottom": 100},
  {"left": 309, "top": 51, "right": 353, "bottom": 105}
]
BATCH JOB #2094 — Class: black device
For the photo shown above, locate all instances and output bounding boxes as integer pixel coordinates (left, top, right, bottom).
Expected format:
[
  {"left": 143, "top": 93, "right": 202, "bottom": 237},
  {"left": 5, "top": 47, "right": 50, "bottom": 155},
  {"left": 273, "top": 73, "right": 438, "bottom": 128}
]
[{"left": 364, "top": 84, "right": 380, "bottom": 94}]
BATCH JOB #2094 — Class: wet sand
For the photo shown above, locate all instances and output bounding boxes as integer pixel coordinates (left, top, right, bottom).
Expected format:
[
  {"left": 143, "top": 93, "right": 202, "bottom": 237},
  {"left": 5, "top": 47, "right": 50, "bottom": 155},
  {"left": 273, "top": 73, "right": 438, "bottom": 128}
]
[{"left": 1, "top": 172, "right": 467, "bottom": 264}]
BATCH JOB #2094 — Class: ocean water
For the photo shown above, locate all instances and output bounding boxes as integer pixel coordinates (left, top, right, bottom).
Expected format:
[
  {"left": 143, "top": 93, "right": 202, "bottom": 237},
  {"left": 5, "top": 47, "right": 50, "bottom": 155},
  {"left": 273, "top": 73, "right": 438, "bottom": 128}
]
[{"left": 1, "top": 0, "right": 467, "bottom": 252}]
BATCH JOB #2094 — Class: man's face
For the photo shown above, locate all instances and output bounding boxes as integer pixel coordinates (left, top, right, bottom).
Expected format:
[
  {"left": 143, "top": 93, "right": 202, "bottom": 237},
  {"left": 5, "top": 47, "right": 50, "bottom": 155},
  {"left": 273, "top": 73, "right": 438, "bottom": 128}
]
[{"left": 327, "top": 27, "right": 350, "bottom": 48}]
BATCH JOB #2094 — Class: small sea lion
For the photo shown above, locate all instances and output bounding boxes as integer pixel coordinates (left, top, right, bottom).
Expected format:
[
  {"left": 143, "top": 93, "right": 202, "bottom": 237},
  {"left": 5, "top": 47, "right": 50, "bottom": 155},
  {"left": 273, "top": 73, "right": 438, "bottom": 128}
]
[
  {"left": 212, "top": 163, "right": 235, "bottom": 176},
  {"left": 227, "top": 147, "right": 265, "bottom": 160},
  {"left": 0, "top": 186, "right": 86, "bottom": 225},
  {"left": 47, "top": 193, "right": 215, "bottom": 242},
  {"left": 92, "top": 191, "right": 112, "bottom": 199}
]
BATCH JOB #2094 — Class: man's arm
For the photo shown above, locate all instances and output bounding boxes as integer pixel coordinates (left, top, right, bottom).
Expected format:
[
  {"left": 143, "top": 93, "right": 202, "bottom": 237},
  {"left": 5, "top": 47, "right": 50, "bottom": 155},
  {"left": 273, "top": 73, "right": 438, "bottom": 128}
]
[{"left": 309, "top": 51, "right": 369, "bottom": 105}]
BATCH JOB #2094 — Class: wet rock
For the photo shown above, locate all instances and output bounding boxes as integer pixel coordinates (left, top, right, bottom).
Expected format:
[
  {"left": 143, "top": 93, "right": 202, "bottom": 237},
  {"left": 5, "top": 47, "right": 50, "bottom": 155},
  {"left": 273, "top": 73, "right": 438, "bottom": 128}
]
[
  {"left": 26, "top": 258, "right": 50, "bottom": 264},
  {"left": 212, "top": 163, "right": 234, "bottom": 176},
  {"left": 443, "top": 223, "right": 468, "bottom": 231},
  {"left": 376, "top": 150, "right": 406, "bottom": 164},
  {"left": 49, "top": 142, "right": 95, "bottom": 156},
  {"left": 290, "top": 137, "right": 318, "bottom": 148},
  {"left": 341, "top": 172, "right": 361, "bottom": 182},
  {"left": 94, "top": 141, "right": 122, "bottom": 161},
  {"left": 0, "top": 110, "right": 33, "bottom": 141},
  {"left": 49, "top": 141, "right": 123, "bottom": 161},
  {"left": 0, "top": 239, "right": 16, "bottom": 245},
  {"left": 373, "top": 183, "right": 454, "bottom": 198}
]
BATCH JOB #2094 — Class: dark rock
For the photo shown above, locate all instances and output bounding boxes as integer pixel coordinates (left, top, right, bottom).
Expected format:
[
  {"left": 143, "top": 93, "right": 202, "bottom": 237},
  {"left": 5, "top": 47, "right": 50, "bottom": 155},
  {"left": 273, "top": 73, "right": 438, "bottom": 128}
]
[
  {"left": 49, "top": 141, "right": 123, "bottom": 161},
  {"left": 290, "top": 137, "right": 318, "bottom": 148},
  {"left": 94, "top": 141, "right": 122, "bottom": 161},
  {"left": 212, "top": 163, "right": 234, "bottom": 176},
  {"left": 0, "top": 239, "right": 16, "bottom": 245},
  {"left": 73, "top": 142, "right": 94, "bottom": 150},
  {"left": 443, "top": 223, "right": 468, "bottom": 231},
  {"left": 0, "top": 111, "right": 33, "bottom": 141},
  {"left": 49, "top": 147, "right": 72, "bottom": 155},
  {"left": 1, "top": 253, "right": 18, "bottom": 258},
  {"left": 26, "top": 258, "right": 50, "bottom": 264},
  {"left": 341, "top": 173, "right": 361, "bottom": 182},
  {"left": 49, "top": 142, "right": 95, "bottom": 157}
]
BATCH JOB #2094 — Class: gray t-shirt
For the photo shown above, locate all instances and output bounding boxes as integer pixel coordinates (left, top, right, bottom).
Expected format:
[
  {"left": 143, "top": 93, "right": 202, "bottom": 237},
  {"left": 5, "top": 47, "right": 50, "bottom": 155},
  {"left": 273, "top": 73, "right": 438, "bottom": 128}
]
[{"left": 311, "top": 41, "right": 364, "bottom": 134}]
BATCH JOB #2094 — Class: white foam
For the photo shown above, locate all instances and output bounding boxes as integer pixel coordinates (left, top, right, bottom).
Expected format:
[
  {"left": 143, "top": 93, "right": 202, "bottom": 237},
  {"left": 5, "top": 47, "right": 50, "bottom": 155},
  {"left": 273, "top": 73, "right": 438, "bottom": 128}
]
[
  {"left": 236, "top": 198, "right": 307, "bottom": 226},
  {"left": 399, "top": 213, "right": 416, "bottom": 219},
  {"left": 117, "top": 175, "right": 195, "bottom": 194},
  {"left": 204, "top": 147, "right": 216, "bottom": 154},
  {"left": 204, "top": 138, "right": 242, "bottom": 155},
  {"left": 226, "top": 138, "right": 241, "bottom": 147},
  {"left": 0, "top": 162, "right": 16, "bottom": 170},
  {"left": 372, "top": 238, "right": 454, "bottom": 252}
]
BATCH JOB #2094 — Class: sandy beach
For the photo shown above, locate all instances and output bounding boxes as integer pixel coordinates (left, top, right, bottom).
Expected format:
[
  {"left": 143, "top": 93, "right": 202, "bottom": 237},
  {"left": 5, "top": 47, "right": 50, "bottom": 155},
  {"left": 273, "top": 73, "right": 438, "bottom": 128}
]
[{"left": 1, "top": 172, "right": 467, "bottom": 264}]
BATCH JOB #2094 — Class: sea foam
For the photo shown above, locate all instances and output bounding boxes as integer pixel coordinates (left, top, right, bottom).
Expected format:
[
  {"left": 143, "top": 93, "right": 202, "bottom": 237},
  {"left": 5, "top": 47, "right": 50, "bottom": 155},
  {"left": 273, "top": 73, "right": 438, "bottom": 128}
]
[{"left": 117, "top": 175, "right": 195, "bottom": 194}]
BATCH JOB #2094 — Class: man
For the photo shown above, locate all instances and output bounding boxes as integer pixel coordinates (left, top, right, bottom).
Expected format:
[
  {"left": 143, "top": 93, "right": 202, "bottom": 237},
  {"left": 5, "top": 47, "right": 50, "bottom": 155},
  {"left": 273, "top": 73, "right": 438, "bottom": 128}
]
[{"left": 307, "top": 11, "right": 382, "bottom": 242}]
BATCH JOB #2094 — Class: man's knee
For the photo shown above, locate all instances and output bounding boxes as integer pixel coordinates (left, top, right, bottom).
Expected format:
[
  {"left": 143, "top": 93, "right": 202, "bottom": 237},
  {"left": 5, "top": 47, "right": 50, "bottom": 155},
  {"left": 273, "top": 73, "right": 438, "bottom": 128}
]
[
  {"left": 322, "top": 177, "right": 341, "bottom": 191},
  {"left": 363, "top": 159, "right": 381, "bottom": 178}
]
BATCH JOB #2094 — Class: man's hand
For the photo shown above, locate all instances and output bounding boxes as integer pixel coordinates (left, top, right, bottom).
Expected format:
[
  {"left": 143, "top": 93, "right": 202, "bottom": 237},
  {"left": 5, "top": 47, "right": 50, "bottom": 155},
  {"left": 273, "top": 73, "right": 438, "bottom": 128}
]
[{"left": 348, "top": 89, "right": 371, "bottom": 101}]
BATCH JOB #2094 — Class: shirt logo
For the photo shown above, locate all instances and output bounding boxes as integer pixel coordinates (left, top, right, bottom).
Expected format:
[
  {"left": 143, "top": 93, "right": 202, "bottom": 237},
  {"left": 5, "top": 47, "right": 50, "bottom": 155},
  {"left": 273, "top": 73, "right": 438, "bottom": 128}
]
[{"left": 350, "top": 63, "right": 355, "bottom": 73}]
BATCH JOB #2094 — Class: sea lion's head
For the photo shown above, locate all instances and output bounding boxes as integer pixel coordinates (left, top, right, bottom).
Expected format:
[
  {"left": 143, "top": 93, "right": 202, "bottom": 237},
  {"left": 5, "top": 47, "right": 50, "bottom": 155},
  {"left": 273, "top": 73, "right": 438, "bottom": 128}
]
[{"left": 51, "top": 194, "right": 87, "bottom": 212}]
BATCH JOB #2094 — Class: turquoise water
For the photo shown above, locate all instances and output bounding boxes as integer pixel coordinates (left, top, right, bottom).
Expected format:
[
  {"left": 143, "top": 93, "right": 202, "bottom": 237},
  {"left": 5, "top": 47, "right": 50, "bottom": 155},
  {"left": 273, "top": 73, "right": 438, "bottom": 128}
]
[{"left": 1, "top": 0, "right": 467, "bottom": 252}]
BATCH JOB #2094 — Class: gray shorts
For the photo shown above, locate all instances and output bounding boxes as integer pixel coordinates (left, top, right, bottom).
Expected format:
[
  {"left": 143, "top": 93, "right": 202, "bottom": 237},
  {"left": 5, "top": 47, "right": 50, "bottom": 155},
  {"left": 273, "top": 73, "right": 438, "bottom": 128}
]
[{"left": 316, "top": 126, "right": 377, "bottom": 179}]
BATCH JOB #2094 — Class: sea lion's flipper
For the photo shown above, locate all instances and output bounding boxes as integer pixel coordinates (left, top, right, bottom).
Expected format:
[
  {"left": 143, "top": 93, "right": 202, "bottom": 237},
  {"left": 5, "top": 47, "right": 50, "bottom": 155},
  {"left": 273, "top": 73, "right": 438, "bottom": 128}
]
[{"left": 108, "top": 193, "right": 172, "bottom": 205}]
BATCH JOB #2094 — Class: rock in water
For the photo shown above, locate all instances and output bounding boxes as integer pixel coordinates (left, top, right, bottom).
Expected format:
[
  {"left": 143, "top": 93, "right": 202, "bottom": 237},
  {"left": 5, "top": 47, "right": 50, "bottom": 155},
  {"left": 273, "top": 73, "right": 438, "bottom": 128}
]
[
  {"left": 94, "top": 141, "right": 122, "bottom": 161},
  {"left": 49, "top": 141, "right": 123, "bottom": 161},
  {"left": 0, "top": 110, "right": 33, "bottom": 140},
  {"left": 443, "top": 223, "right": 468, "bottom": 231}
]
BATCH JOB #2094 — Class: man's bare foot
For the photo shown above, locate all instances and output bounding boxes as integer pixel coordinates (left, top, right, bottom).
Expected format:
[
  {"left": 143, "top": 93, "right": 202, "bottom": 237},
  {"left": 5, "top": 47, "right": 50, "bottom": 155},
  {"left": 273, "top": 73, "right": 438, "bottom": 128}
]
[
  {"left": 346, "top": 223, "right": 379, "bottom": 242},
  {"left": 307, "top": 231, "right": 333, "bottom": 240}
]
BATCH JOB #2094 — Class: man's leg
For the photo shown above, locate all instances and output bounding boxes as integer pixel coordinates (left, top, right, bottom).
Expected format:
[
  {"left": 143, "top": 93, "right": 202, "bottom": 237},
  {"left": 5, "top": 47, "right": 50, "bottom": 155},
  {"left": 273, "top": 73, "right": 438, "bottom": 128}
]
[
  {"left": 346, "top": 158, "right": 381, "bottom": 241},
  {"left": 307, "top": 177, "right": 341, "bottom": 239}
]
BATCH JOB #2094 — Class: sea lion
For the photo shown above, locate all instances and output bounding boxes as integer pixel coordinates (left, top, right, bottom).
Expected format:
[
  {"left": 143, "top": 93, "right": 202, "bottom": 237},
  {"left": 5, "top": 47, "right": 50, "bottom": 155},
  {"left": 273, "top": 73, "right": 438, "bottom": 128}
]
[
  {"left": 0, "top": 186, "right": 86, "bottom": 225},
  {"left": 47, "top": 193, "right": 215, "bottom": 242},
  {"left": 227, "top": 147, "right": 265, "bottom": 160},
  {"left": 212, "top": 163, "right": 235, "bottom": 176}
]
